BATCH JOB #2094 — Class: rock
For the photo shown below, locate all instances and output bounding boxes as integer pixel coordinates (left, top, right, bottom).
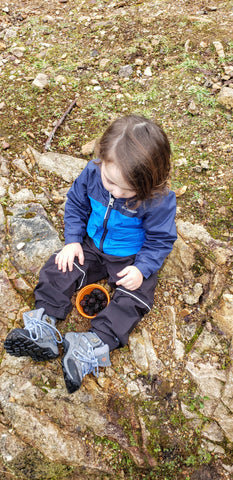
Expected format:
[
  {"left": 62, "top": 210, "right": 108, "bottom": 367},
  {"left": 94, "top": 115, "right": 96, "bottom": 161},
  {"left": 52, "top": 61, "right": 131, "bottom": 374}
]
[
  {"left": 81, "top": 139, "right": 96, "bottom": 156},
  {"left": 11, "top": 47, "right": 26, "bottom": 58},
  {"left": 0, "top": 41, "right": 7, "bottom": 51},
  {"left": 8, "top": 187, "right": 35, "bottom": 203},
  {"left": 144, "top": 66, "right": 152, "bottom": 76},
  {"left": 217, "top": 86, "right": 233, "bottom": 110},
  {"left": 55, "top": 75, "right": 67, "bottom": 84},
  {"left": 224, "top": 65, "right": 233, "bottom": 77},
  {"left": 188, "top": 100, "right": 198, "bottom": 115},
  {"left": 129, "top": 328, "right": 164, "bottom": 375},
  {"left": 222, "top": 366, "right": 233, "bottom": 413},
  {"left": 213, "top": 41, "right": 225, "bottom": 58},
  {"left": 186, "top": 361, "right": 226, "bottom": 400},
  {"left": 213, "top": 402, "right": 233, "bottom": 442},
  {"left": 3, "top": 27, "right": 18, "bottom": 41},
  {"left": 7, "top": 203, "right": 62, "bottom": 273},
  {"left": 0, "top": 423, "right": 26, "bottom": 462},
  {"left": 118, "top": 65, "right": 133, "bottom": 77},
  {"left": 165, "top": 305, "right": 185, "bottom": 360},
  {"left": 1, "top": 140, "right": 10, "bottom": 150},
  {"left": 0, "top": 270, "right": 25, "bottom": 350},
  {"left": 202, "top": 421, "right": 224, "bottom": 442},
  {"left": 32, "top": 73, "right": 49, "bottom": 89},
  {"left": 214, "top": 293, "right": 233, "bottom": 337},
  {"left": 27, "top": 147, "right": 88, "bottom": 183},
  {"left": 161, "top": 236, "right": 195, "bottom": 279},
  {"left": 182, "top": 282, "right": 203, "bottom": 305},
  {"left": 12, "top": 158, "right": 31, "bottom": 177}
]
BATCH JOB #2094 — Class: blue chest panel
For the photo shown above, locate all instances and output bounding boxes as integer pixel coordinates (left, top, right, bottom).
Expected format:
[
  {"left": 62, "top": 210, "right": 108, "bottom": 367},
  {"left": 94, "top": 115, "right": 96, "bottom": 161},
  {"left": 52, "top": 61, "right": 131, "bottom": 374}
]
[{"left": 86, "top": 196, "right": 145, "bottom": 256}]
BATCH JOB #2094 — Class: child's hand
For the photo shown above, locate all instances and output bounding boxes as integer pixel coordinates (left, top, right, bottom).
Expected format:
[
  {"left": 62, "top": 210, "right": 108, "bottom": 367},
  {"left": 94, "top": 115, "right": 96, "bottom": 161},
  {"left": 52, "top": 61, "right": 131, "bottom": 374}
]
[
  {"left": 55, "top": 243, "right": 84, "bottom": 273},
  {"left": 116, "top": 266, "right": 143, "bottom": 291}
]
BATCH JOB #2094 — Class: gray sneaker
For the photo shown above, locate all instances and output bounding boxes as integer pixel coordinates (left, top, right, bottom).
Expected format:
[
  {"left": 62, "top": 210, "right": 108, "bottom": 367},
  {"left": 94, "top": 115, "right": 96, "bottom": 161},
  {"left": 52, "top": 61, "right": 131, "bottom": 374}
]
[
  {"left": 4, "top": 308, "right": 63, "bottom": 362},
  {"left": 62, "top": 331, "right": 111, "bottom": 394}
]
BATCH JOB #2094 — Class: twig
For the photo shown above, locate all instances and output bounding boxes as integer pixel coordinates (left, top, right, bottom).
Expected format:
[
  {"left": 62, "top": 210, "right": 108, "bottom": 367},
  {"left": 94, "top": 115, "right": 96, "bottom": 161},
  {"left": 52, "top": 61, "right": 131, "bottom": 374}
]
[{"left": 44, "top": 97, "right": 77, "bottom": 151}]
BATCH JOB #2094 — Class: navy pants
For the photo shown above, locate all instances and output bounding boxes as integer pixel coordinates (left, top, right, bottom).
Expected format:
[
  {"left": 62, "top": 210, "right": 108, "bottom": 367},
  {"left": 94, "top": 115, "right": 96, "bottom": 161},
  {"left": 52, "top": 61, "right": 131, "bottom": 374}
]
[{"left": 34, "top": 236, "right": 158, "bottom": 350}]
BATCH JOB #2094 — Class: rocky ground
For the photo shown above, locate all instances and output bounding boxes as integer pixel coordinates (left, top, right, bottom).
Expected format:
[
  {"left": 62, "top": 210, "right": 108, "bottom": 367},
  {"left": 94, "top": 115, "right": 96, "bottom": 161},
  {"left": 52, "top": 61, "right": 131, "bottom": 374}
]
[{"left": 0, "top": 0, "right": 233, "bottom": 479}]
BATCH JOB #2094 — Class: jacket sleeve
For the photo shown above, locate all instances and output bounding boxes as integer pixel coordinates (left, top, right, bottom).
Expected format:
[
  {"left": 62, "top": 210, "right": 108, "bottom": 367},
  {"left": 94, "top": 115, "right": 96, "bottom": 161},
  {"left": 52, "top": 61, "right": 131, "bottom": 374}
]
[
  {"left": 134, "top": 191, "right": 177, "bottom": 278},
  {"left": 64, "top": 165, "right": 91, "bottom": 244}
]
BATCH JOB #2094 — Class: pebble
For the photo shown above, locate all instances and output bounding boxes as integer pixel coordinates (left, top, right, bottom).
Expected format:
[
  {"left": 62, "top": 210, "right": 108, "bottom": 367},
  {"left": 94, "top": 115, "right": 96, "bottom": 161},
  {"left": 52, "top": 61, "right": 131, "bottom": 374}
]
[
  {"left": 1, "top": 141, "right": 10, "bottom": 150},
  {"left": 144, "top": 66, "right": 152, "bottom": 77},
  {"left": 32, "top": 73, "right": 49, "bottom": 89},
  {"left": 119, "top": 65, "right": 133, "bottom": 77}
]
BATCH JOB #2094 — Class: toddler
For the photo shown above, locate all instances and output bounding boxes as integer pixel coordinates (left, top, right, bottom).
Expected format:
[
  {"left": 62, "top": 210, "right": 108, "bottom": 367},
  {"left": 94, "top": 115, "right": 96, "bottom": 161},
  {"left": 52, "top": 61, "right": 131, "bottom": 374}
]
[{"left": 4, "top": 114, "right": 177, "bottom": 394}]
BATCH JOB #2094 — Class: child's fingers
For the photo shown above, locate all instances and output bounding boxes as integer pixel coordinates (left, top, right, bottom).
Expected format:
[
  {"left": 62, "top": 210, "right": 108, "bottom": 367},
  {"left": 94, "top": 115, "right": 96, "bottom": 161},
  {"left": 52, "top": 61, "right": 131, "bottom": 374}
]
[
  {"left": 77, "top": 247, "right": 84, "bottom": 266},
  {"left": 116, "top": 266, "right": 130, "bottom": 277}
]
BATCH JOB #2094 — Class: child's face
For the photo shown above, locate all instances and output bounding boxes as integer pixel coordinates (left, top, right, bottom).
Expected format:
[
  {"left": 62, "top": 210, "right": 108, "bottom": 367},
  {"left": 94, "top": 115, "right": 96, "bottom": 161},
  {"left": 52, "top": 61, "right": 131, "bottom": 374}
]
[{"left": 101, "top": 161, "right": 136, "bottom": 199}]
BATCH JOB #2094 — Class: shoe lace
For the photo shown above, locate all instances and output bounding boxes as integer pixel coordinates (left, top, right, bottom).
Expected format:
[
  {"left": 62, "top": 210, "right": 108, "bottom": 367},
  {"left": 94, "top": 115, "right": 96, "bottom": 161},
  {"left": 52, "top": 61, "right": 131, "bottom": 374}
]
[
  {"left": 24, "top": 316, "right": 63, "bottom": 344},
  {"left": 73, "top": 339, "right": 99, "bottom": 378}
]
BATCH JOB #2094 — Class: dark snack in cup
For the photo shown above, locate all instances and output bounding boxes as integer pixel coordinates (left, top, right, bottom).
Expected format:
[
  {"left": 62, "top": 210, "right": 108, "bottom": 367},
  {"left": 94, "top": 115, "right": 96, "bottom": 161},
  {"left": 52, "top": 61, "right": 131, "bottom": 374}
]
[{"left": 80, "top": 288, "right": 108, "bottom": 316}]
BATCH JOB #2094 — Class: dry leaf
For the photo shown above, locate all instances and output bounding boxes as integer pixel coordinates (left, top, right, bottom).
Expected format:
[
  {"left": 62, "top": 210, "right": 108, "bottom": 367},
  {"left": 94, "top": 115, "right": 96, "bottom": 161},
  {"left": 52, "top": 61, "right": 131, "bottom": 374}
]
[{"left": 174, "top": 185, "right": 187, "bottom": 197}]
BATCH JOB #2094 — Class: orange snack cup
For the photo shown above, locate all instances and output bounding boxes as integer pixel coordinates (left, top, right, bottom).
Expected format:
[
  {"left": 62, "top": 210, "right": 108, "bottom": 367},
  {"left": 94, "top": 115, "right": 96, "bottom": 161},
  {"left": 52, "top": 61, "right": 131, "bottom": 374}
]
[{"left": 76, "top": 283, "right": 110, "bottom": 319}]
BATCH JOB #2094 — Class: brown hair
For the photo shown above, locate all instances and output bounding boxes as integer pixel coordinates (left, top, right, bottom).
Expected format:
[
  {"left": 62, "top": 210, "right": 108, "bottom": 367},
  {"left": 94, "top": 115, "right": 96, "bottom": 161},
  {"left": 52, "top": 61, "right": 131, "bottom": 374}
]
[{"left": 96, "top": 114, "right": 171, "bottom": 203}]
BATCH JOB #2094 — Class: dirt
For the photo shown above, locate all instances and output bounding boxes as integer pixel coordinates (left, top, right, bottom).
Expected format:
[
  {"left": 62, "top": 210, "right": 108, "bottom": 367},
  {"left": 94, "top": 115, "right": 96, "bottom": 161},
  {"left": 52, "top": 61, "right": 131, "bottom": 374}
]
[
  {"left": 0, "top": 0, "right": 232, "bottom": 244},
  {"left": 0, "top": 1, "right": 233, "bottom": 478}
]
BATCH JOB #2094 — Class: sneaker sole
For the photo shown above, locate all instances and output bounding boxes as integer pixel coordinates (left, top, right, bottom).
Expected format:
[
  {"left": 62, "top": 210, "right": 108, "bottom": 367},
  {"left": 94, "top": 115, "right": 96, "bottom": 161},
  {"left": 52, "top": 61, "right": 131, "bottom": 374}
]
[
  {"left": 4, "top": 330, "right": 59, "bottom": 362},
  {"left": 61, "top": 337, "right": 81, "bottom": 394}
]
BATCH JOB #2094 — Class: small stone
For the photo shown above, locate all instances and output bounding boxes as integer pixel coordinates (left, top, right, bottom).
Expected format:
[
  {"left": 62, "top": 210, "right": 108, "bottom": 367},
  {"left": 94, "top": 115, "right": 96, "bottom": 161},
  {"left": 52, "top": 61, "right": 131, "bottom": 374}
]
[
  {"left": 183, "top": 283, "right": 203, "bottom": 305},
  {"left": 135, "top": 58, "right": 143, "bottom": 66},
  {"left": 11, "top": 47, "right": 26, "bottom": 58},
  {"left": 0, "top": 42, "right": 7, "bottom": 51},
  {"left": 213, "top": 41, "right": 225, "bottom": 58},
  {"left": 1, "top": 141, "right": 10, "bottom": 150},
  {"left": 55, "top": 75, "right": 67, "bottom": 84},
  {"left": 144, "top": 66, "right": 152, "bottom": 76},
  {"left": 200, "top": 41, "right": 207, "bottom": 48},
  {"left": 218, "top": 87, "right": 233, "bottom": 109},
  {"left": 91, "top": 49, "right": 99, "bottom": 57},
  {"left": 0, "top": 101, "right": 6, "bottom": 110},
  {"left": 119, "top": 65, "right": 133, "bottom": 78},
  {"left": 81, "top": 139, "right": 96, "bottom": 156},
  {"left": 32, "top": 73, "right": 49, "bottom": 89},
  {"left": 188, "top": 100, "right": 198, "bottom": 115},
  {"left": 16, "top": 242, "right": 25, "bottom": 251}
]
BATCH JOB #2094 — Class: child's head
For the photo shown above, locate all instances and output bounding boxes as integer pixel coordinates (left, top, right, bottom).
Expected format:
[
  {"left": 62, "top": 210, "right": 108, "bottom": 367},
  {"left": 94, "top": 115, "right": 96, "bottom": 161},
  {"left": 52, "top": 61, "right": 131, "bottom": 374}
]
[{"left": 97, "top": 114, "right": 171, "bottom": 202}]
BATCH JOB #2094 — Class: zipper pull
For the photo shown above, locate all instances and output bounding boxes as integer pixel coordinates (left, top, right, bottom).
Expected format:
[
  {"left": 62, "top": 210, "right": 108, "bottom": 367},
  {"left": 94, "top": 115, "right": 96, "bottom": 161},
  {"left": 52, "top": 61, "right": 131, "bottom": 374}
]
[{"left": 109, "top": 194, "right": 114, "bottom": 206}]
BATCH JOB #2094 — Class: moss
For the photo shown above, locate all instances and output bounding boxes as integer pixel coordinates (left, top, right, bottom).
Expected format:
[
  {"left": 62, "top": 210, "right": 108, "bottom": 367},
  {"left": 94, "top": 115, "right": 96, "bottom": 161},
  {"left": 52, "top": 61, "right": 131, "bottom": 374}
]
[{"left": 3, "top": 448, "right": 74, "bottom": 480}]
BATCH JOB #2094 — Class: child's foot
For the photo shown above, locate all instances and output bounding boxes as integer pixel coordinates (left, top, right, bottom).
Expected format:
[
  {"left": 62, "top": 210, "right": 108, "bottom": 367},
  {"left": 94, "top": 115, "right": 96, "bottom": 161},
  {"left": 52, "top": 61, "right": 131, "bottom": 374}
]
[
  {"left": 4, "top": 308, "right": 63, "bottom": 362},
  {"left": 62, "top": 331, "right": 111, "bottom": 394}
]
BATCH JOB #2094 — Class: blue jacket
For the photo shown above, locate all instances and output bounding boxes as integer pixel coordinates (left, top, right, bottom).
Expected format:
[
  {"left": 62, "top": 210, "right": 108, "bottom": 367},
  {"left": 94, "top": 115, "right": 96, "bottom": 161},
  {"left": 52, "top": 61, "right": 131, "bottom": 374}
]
[{"left": 64, "top": 160, "right": 177, "bottom": 278}]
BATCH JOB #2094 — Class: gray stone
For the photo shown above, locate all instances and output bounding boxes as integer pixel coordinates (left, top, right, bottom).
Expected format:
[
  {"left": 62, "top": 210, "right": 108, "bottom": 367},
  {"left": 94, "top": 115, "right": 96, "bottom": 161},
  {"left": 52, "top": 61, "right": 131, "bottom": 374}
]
[
  {"left": 7, "top": 203, "right": 62, "bottom": 273},
  {"left": 213, "top": 402, "right": 233, "bottom": 442},
  {"left": 27, "top": 146, "right": 88, "bottom": 183},
  {"left": 12, "top": 158, "right": 31, "bottom": 177},
  {"left": 182, "top": 282, "right": 203, "bottom": 305},
  {"left": 202, "top": 421, "right": 224, "bottom": 442},
  {"left": 8, "top": 187, "right": 35, "bottom": 203},
  {"left": 186, "top": 361, "right": 226, "bottom": 400},
  {"left": 119, "top": 65, "right": 133, "bottom": 77}
]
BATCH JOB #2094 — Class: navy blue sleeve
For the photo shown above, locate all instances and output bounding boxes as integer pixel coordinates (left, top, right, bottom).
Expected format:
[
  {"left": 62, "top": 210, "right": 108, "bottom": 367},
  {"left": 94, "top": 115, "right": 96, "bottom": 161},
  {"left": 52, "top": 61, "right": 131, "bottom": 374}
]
[
  {"left": 64, "top": 164, "right": 91, "bottom": 244},
  {"left": 134, "top": 191, "right": 177, "bottom": 278}
]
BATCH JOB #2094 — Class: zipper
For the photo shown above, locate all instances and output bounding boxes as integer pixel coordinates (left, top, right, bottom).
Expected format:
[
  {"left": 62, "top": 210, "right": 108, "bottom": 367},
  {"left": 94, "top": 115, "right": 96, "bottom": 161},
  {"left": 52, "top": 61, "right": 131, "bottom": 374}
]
[{"left": 99, "top": 193, "right": 114, "bottom": 251}]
